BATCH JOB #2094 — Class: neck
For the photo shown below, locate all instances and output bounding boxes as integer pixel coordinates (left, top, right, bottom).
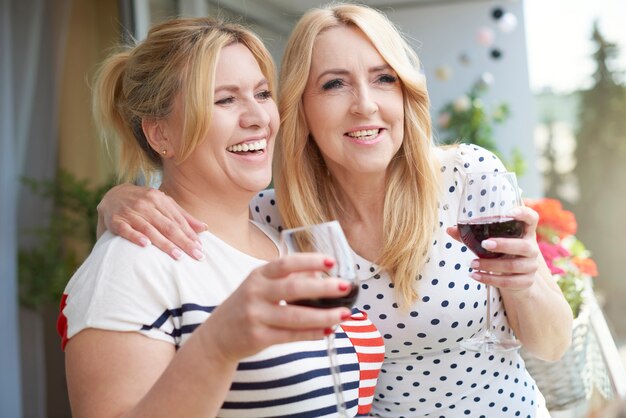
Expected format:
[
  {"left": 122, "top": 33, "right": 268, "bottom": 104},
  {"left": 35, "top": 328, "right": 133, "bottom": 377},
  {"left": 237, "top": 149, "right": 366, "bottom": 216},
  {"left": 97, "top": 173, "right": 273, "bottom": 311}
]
[
  {"left": 329, "top": 171, "right": 387, "bottom": 262},
  {"left": 159, "top": 176, "right": 269, "bottom": 258},
  {"left": 331, "top": 171, "right": 386, "bottom": 224}
]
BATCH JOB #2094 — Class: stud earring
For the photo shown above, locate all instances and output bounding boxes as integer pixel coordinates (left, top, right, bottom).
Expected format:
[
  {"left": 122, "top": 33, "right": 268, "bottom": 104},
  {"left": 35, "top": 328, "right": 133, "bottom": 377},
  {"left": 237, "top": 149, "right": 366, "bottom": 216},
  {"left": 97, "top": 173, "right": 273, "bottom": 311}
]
[{"left": 161, "top": 149, "right": 167, "bottom": 156}]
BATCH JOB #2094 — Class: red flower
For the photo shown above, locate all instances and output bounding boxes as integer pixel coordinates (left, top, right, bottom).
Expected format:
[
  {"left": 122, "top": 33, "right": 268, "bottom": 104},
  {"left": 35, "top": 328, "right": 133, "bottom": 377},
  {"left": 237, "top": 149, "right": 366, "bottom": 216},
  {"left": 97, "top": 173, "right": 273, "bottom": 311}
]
[
  {"left": 572, "top": 256, "right": 598, "bottom": 277},
  {"left": 525, "top": 198, "right": 577, "bottom": 240}
]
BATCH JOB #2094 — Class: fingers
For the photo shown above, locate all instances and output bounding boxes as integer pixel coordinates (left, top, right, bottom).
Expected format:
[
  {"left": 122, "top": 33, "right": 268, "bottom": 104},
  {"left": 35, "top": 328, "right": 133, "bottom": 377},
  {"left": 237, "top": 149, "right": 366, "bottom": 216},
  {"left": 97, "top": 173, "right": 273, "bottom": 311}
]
[
  {"left": 99, "top": 185, "right": 205, "bottom": 260},
  {"left": 470, "top": 270, "right": 535, "bottom": 291},
  {"left": 509, "top": 206, "right": 539, "bottom": 238},
  {"left": 183, "top": 210, "right": 209, "bottom": 234},
  {"left": 260, "top": 253, "right": 335, "bottom": 279},
  {"left": 139, "top": 190, "right": 204, "bottom": 260},
  {"left": 263, "top": 305, "right": 351, "bottom": 331},
  {"left": 446, "top": 226, "right": 461, "bottom": 242},
  {"left": 471, "top": 254, "right": 538, "bottom": 276},
  {"left": 109, "top": 219, "right": 151, "bottom": 248}
]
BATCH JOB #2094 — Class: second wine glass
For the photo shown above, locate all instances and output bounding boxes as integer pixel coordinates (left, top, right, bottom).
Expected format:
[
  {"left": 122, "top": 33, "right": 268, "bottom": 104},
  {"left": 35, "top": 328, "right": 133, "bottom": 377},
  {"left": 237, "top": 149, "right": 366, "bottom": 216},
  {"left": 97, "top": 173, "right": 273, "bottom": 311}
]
[
  {"left": 457, "top": 171, "right": 524, "bottom": 353},
  {"left": 280, "top": 220, "right": 359, "bottom": 417}
]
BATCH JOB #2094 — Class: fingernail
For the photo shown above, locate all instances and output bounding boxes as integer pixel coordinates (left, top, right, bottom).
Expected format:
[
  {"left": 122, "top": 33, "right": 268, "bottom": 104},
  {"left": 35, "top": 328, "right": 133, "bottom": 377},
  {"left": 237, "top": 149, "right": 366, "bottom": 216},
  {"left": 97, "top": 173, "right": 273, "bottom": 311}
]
[
  {"left": 195, "top": 240, "right": 203, "bottom": 248},
  {"left": 470, "top": 260, "right": 479, "bottom": 269},
  {"left": 203, "top": 223, "right": 209, "bottom": 231},
  {"left": 338, "top": 282, "right": 350, "bottom": 291},
  {"left": 324, "top": 327, "right": 334, "bottom": 336},
  {"left": 323, "top": 258, "right": 335, "bottom": 268},
  {"left": 341, "top": 311, "right": 352, "bottom": 320},
  {"left": 138, "top": 237, "right": 151, "bottom": 247},
  {"left": 171, "top": 248, "right": 183, "bottom": 260},
  {"left": 470, "top": 272, "right": 482, "bottom": 281},
  {"left": 481, "top": 239, "right": 496, "bottom": 250},
  {"left": 192, "top": 249, "right": 205, "bottom": 261}
]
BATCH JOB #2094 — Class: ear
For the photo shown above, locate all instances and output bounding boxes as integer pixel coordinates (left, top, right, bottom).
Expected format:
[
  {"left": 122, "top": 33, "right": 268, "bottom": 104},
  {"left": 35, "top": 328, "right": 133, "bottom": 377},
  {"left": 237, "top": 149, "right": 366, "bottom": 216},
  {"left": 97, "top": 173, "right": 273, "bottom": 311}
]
[{"left": 142, "top": 118, "right": 171, "bottom": 158}]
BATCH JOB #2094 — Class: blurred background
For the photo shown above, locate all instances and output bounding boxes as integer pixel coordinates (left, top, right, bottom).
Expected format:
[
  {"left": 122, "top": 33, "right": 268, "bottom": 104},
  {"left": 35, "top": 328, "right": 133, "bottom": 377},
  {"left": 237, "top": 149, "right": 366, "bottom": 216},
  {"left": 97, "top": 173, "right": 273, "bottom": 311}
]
[{"left": 1, "top": 0, "right": 625, "bottom": 417}]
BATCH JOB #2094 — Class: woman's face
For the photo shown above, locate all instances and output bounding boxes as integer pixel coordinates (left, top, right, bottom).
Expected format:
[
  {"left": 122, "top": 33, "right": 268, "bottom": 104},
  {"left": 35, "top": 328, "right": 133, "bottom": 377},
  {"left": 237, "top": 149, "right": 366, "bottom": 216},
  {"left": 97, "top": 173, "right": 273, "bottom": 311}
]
[
  {"left": 302, "top": 25, "right": 404, "bottom": 180},
  {"left": 165, "top": 42, "right": 278, "bottom": 196}
]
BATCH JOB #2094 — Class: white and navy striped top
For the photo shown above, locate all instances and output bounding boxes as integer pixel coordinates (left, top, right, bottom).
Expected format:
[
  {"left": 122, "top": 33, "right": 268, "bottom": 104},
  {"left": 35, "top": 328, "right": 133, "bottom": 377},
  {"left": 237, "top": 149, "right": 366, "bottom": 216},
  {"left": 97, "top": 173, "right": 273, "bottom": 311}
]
[{"left": 58, "top": 222, "right": 384, "bottom": 417}]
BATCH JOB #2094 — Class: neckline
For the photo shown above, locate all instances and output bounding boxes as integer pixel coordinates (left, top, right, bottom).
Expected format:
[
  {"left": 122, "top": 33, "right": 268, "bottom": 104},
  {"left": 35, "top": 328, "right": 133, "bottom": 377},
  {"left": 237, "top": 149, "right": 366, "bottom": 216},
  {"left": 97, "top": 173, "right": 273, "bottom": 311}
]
[{"left": 198, "top": 220, "right": 282, "bottom": 262}]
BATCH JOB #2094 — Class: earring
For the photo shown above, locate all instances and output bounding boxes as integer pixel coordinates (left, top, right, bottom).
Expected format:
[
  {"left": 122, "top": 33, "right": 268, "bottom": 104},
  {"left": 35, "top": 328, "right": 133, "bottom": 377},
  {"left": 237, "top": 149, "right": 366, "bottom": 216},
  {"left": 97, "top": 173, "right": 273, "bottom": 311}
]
[{"left": 161, "top": 149, "right": 167, "bottom": 156}]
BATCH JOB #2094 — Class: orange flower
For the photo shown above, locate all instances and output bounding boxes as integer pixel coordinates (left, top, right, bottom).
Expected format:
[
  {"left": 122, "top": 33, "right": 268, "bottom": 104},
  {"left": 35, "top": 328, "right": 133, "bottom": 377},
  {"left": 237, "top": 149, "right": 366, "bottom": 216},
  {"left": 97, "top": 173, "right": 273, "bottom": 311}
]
[
  {"left": 525, "top": 198, "right": 577, "bottom": 239},
  {"left": 572, "top": 256, "right": 599, "bottom": 277}
]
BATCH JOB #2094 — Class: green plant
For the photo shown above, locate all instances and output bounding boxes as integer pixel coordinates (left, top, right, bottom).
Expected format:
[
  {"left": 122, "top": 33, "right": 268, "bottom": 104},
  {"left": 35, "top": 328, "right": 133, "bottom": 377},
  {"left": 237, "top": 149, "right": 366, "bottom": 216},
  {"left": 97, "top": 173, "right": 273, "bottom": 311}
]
[
  {"left": 18, "top": 170, "right": 117, "bottom": 309},
  {"left": 437, "top": 77, "right": 526, "bottom": 175}
]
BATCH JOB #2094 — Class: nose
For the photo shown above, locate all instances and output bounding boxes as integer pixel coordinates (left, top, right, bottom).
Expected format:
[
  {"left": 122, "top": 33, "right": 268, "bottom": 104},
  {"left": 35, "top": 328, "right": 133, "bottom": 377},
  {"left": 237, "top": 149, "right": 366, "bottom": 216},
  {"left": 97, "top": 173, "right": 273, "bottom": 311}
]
[
  {"left": 350, "top": 85, "right": 378, "bottom": 116},
  {"left": 240, "top": 98, "right": 271, "bottom": 128}
]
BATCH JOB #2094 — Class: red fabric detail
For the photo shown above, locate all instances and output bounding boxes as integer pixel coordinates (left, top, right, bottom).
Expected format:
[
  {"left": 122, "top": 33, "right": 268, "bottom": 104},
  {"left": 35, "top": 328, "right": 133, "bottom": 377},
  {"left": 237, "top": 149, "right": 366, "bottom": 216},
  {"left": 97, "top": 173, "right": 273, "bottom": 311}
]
[
  {"left": 56, "top": 293, "right": 69, "bottom": 350},
  {"left": 343, "top": 310, "right": 384, "bottom": 416}
]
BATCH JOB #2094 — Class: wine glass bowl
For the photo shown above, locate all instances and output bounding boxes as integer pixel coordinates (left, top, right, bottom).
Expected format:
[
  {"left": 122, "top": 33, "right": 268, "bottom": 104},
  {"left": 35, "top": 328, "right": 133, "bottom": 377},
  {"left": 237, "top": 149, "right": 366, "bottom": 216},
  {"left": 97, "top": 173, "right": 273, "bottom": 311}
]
[
  {"left": 281, "top": 221, "right": 359, "bottom": 309},
  {"left": 457, "top": 171, "right": 524, "bottom": 352}
]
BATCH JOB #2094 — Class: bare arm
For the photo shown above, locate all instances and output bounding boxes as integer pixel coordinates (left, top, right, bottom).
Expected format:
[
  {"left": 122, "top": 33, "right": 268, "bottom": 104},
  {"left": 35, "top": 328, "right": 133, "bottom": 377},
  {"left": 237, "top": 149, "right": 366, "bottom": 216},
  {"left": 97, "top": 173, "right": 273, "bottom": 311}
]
[
  {"left": 448, "top": 206, "right": 573, "bottom": 361},
  {"left": 65, "top": 253, "right": 353, "bottom": 418},
  {"left": 97, "top": 184, "right": 207, "bottom": 260}
]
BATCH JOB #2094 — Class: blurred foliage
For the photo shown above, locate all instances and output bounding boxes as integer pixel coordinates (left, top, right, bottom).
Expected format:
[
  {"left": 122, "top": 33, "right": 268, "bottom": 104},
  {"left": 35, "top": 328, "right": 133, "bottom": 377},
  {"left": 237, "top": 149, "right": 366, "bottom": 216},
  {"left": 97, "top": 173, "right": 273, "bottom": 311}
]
[
  {"left": 18, "top": 170, "right": 117, "bottom": 309},
  {"left": 437, "top": 77, "right": 526, "bottom": 175}
]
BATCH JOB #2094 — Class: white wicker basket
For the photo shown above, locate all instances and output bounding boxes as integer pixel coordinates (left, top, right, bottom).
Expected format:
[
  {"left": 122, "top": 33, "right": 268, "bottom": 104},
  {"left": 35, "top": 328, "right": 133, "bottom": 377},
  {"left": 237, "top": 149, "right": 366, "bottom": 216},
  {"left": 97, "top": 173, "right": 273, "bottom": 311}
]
[{"left": 521, "top": 304, "right": 594, "bottom": 411}]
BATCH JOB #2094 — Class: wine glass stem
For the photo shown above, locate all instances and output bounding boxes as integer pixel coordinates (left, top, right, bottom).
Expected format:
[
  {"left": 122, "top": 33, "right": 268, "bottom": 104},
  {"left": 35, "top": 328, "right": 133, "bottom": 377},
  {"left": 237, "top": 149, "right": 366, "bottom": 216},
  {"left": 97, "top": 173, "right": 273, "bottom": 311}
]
[
  {"left": 326, "top": 332, "right": 348, "bottom": 416},
  {"left": 485, "top": 284, "right": 494, "bottom": 338}
]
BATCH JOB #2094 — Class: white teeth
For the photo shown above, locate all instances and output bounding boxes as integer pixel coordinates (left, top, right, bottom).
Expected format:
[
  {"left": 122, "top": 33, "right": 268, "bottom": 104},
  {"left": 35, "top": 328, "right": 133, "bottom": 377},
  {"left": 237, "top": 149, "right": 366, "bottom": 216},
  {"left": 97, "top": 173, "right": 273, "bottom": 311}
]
[
  {"left": 227, "top": 139, "right": 267, "bottom": 153},
  {"left": 347, "top": 129, "right": 380, "bottom": 139}
]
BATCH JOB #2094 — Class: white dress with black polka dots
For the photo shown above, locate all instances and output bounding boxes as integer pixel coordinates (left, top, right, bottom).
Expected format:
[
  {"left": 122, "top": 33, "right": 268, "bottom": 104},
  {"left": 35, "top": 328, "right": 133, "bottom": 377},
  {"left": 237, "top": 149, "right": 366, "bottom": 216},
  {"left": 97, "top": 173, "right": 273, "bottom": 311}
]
[{"left": 250, "top": 144, "right": 549, "bottom": 418}]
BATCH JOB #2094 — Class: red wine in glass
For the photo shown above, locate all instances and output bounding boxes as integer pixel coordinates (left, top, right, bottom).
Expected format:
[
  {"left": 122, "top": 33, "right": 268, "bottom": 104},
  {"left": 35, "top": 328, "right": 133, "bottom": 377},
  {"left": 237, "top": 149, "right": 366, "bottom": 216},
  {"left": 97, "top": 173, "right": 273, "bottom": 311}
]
[
  {"left": 293, "top": 281, "right": 359, "bottom": 309},
  {"left": 458, "top": 216, "right": 525, "bottom": 259}
]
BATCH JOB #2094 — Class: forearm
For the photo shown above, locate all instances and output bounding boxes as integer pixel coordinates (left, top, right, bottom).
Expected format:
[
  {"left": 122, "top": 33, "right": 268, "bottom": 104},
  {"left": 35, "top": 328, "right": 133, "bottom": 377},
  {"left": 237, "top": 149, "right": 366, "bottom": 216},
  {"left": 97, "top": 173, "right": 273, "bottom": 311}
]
[
  {"left": 502, "top": 263, "right": 573, "bottom": 361},
  {"left": 67, "top": 323, "right": 238, "bottom": 418},
  {"left": 123, "top": 329, "right": 237, "bottom": 418}
]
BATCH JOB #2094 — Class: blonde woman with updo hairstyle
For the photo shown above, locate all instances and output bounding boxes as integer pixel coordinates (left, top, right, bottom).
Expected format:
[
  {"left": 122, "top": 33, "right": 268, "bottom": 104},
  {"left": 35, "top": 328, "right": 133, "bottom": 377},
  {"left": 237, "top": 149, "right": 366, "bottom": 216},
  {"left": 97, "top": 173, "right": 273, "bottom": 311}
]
[
  {"left": 96, "top": 3, "right": 573, "bottom": 417},
  {"left": 58, "top": 16, "right": 384, "bottom": 418}
]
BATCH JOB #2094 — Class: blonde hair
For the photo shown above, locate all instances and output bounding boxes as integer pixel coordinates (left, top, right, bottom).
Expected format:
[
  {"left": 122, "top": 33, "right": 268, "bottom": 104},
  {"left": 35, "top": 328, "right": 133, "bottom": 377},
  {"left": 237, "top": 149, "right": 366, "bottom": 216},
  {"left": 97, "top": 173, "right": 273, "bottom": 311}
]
[
  {"left": 274, "top": 3, "right": 440, "bottom": 307},
  {"left": 93, "top": 17, "right": 276, "bottom": 183}
]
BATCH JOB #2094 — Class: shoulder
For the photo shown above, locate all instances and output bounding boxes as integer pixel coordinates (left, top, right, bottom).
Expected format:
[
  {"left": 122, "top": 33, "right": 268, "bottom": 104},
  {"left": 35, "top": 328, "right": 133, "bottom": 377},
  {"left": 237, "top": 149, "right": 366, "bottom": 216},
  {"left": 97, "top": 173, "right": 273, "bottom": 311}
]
[
  {"left": 436, "top": 144, "right": 506, "bottom": 179},
  {"left": 249, "top": 188, "right": 283, "bottom": 230},
  {"left": 61, "top": 232, "right": 184, "bottom": 341}
]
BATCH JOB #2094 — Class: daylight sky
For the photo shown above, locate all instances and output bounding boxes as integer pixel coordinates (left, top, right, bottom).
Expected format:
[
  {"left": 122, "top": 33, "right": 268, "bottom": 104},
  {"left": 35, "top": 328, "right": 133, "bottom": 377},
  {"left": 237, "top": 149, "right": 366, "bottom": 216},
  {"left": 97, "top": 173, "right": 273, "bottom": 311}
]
[{"left": 524, "top": 0, "right": 626, "bottom": 93}]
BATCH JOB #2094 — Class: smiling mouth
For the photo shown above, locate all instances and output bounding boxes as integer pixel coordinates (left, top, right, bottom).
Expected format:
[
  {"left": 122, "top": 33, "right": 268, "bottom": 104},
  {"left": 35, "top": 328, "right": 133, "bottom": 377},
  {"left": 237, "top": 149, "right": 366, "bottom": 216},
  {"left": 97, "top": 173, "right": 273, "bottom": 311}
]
[
  {"left": 226, "top": 139, "right": 267, "bottom": 154},
  {"left": 346, "top": 129, "right": 381, "bottom": 141}
]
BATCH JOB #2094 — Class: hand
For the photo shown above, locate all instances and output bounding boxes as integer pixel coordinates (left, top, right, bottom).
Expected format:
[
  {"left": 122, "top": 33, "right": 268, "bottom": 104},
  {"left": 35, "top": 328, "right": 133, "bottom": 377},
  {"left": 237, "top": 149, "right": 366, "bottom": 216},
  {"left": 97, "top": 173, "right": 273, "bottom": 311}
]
[
  {"left": 97, "top": 184, "right": 207, "bottom": 260},
  {"left": 447, "top": 206, "right": 542, "bottom": 292},
  {"left": 201, "top": 253, "right": 353, "bottom": 362}
]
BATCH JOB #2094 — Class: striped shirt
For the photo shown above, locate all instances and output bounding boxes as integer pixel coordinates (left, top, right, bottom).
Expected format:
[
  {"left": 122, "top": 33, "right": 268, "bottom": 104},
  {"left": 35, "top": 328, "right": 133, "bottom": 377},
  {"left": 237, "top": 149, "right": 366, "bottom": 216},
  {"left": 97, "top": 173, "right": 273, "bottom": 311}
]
[{"left": 58, "top": 224, "right": 384, "bottom": 417}]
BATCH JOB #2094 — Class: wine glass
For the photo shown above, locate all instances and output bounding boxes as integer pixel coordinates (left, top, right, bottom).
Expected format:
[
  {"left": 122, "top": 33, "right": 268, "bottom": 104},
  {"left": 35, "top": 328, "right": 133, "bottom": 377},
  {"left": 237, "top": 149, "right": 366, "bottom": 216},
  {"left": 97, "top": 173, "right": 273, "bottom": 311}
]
[
  {"left": 280, "top": 221, "right": 359, "bottom": 417},
  {"left": 457, "top": 171, "right": 524, "bottom": 352}
]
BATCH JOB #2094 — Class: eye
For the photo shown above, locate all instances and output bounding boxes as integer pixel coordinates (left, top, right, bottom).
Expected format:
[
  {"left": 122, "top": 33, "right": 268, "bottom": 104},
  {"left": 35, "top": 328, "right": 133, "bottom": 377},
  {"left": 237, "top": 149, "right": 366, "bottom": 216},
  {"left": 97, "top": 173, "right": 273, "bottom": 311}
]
[
  {"left": 322, "top": 79, "right": 345, "bottom": 90},
  {"left": 376, "top": 74, "right": 398, "bottom": 84},
  {"left": 215, "top": 96, "right": 235, "bottom": 105},
  {"left": 256, "top": 90, "right": 273, "bottom": 101}
]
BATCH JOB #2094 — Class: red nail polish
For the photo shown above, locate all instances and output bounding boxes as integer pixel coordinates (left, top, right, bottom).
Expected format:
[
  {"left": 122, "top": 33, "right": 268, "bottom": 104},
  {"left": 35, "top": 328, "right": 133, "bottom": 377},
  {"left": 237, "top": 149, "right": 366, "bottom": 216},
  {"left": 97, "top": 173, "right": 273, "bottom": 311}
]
[
  {"left": 341, "top": 311, "right": 352, "bottom": 321},
  {"left": 323, "top": 258, "right": 335, "bottom": 268},
  {"left": 338, "top": 282, "right": 350, "bottom": 291},
  {"left": 324, "top": 327, "right": 333, "bottom": 336}
]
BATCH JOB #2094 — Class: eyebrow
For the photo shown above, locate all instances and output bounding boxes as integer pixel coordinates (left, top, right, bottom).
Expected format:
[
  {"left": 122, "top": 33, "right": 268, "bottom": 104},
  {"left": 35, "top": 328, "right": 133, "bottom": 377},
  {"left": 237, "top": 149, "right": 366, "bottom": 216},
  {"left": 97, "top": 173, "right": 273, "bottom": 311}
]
[
  {"left": 316, "top": 64, "right": 392, "bottom": 83},
  {"left": 215, "top": 78, "right": 269, "bottom": 93}
]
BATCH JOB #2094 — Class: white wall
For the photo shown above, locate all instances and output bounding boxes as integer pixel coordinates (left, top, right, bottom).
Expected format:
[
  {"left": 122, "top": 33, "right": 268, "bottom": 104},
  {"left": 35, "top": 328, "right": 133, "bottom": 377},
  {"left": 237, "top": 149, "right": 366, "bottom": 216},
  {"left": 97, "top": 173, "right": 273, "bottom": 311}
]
[{"left": 384, "top": 1, "right": 541, "bottom": 196}]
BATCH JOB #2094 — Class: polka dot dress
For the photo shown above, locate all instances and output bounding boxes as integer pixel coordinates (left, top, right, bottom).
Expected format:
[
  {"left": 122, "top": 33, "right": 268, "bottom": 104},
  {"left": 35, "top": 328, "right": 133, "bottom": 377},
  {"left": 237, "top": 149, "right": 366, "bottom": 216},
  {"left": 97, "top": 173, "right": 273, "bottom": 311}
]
[{"left": 250, "top": 144, "right": 549, "bottom": 418}]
